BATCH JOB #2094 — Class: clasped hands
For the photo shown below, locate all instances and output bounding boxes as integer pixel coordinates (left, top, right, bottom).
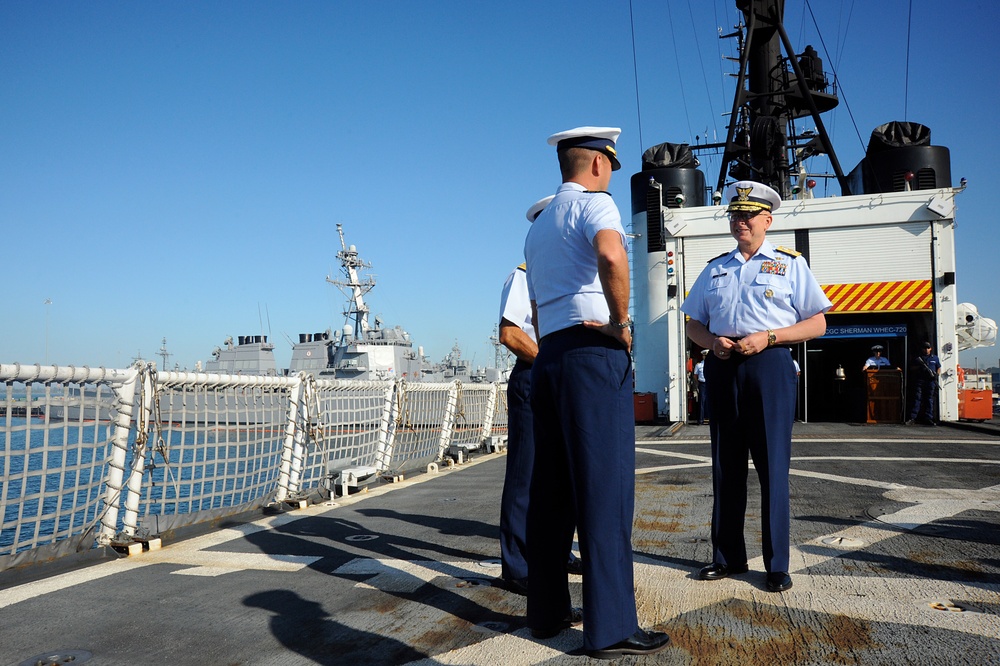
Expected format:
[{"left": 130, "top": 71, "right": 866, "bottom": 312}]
[{"left": 713, "top": 331, "right": 769, "bottom": 359}]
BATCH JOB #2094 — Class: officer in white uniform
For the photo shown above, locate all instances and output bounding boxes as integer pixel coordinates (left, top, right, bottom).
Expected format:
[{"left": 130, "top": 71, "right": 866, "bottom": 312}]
[
  {"left": 862, "top": 345, "right": 892, "bottom": 370},
  {"left": 523, "top": 126, "right": 669, "bottom": 659},
  {"left": 681, "top": 180, "right": 832, "bottom": 593},
  {"left": 498, "top": 195, "right": 582, "bottom": 596}
]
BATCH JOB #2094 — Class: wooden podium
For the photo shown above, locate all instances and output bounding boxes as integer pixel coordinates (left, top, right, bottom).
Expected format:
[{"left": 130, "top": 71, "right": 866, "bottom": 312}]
[{"left": 865, "top": 369, "right": 903, "bottom": 423}]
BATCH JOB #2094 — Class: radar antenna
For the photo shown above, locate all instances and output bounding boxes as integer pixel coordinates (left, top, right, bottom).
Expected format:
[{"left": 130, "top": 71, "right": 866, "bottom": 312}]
[
  {"left": 490, "top": 324, "right": 511, "bottom": 370},
  {"left": 327, "top": 224, "right": 377, "bottom": 337},
  {"left": 158, "top": 337, "right": 172, "bottom": 370}
]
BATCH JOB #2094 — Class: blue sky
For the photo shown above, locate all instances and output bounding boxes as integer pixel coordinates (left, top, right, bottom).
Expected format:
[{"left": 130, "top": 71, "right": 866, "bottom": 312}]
[{"left": 2, "top": 1, "right": 999, "bottom": 372}]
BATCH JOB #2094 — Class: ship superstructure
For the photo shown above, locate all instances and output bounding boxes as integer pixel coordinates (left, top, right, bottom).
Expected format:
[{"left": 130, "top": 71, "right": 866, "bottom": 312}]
[
  {"left": 631, "top": 0, "right": 995, "bottom": 424},
  {"left": 288, "top": 224, "right": 495, "bottom": 382}
]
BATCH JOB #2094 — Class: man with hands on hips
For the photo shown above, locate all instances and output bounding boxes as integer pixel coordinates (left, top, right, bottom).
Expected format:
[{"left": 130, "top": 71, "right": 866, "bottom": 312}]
[{"left": 523, "top": 126, "right": 669, "bottom": 659}]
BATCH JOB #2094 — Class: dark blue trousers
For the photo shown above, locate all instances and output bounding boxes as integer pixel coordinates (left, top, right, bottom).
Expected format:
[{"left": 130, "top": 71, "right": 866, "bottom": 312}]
[
  {"left": 499, "top": 359, "right": 533, "bottom": 582},
  {"left": 705, "top": 346, "right": 796, "bottom": 573},
  {"left": 527, "top": 326, "right": 637, "bottom": 651},
  {"left": 910, "top": 379, "right": 938, "bottom": 421}
]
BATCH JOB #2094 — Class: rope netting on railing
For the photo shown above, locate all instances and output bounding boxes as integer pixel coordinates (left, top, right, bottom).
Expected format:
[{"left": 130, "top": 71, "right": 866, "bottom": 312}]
[{"left": 0, "top": 362, "right": 508, "bottom": 572}]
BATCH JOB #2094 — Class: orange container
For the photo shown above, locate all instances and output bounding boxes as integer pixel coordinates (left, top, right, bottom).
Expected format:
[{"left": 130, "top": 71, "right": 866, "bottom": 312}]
[
  {"left": 633, "top": 392, "right": 657, "bottom": 424},
  {"left": 958, "top": 388, "right": 993, "bottom": 421}
]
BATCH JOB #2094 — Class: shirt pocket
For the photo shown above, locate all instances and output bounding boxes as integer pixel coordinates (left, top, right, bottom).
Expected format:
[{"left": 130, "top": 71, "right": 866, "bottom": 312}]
[
  {"left": 707, "top": 270, "right": 733, "bottom": 292},
  {"left": 705, "top": 270, "right": 734, "bottom": 313},
  {"left": 752, "top": 271, "right": 791, "bottom": 306}
]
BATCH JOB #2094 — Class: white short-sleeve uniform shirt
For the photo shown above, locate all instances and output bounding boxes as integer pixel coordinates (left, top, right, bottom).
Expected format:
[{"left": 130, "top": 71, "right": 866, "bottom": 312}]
[
  {"left": 681, "top": 239, "right": 831, "bottom": 336},
  {"left": 523, "top": 182, "right": 626, "bottom": 339},
  {"left": 499, "top": 264, "right": 536, "bottom": 343}
]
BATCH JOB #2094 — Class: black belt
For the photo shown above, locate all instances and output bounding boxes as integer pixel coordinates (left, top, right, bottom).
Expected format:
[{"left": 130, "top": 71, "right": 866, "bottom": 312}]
[
  {"left": 711, "top": 334, "right": 788, "bottom": 356},
  {"left": 717, "top": 334, "right": 784, "bottom": 347},
  {"left": 539, "top": 324, "right": 588, "bottom": 345},
  {"left": 512, "top": 358, "right": 533, "bottom": 372}
]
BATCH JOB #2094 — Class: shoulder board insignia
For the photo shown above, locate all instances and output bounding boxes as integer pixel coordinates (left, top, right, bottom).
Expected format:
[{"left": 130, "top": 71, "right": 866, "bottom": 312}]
[
  {"left": 583, "top": 190, "right": 612, "bottom": 196},
  {"left": 776, "top": 246, "right": 801, "bottom": 257},
  {"left": 517, "top": 263, "right": 527, "bottom": 271},
  {"left": 707, "top": 252, "right": 728, "bottom": 264}
]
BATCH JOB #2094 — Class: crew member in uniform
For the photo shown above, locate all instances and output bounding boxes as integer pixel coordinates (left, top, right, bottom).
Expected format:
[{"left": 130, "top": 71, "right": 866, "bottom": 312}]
[
  {"left": 524, "top": 126, "right": 669, "bottom": 659},
  {"left": 694, "top": 349, "right": 709, "bottom": 425},
  {"left": 497, "top": 195, "right": 582, "bottom": 596},
  {"left": 681, "top": 180, "right": 832, "bottom": 593},
  {"left": 862, "top": 345, "right": 892, "bottom": 371},
  {"left": 907, "top": 341, "right": 941, "bottom": 425}
]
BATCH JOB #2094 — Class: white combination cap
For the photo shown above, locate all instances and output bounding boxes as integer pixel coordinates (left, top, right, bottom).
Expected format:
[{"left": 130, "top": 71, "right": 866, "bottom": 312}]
[
  {"left": 525, "top": 195, "right": 556, "bottom": 223},
  {"left": 547, "top": 126, "right": 622, "bottom": 171},
  {"left": 724, "top": 180, "right": 782, "bottom": 213}
]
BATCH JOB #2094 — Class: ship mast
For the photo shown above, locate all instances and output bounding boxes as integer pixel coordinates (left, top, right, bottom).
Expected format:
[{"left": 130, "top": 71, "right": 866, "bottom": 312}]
[
  {"left": 158, "top": 337, "right": 172, "bottom": 370},
  {"left": 327, "top": 224, "right": 376, "bottom": 337},
  {"left": 712, "top": 0, "right": 849, "bottom": 197},
  {"left": 489, "top": 324, "right": 510, "bottom": 370}
]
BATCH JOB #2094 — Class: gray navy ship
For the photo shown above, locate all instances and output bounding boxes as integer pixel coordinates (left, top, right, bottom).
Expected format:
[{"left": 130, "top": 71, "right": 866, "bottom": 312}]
[
  {"left": 187, "top": 224, "right": 502, "bottom": 383},
  {"left": 49, "top": 224, "right": 501, "bottom": 424},
  {"left": 286, "top": 224, "right": 502, "bottom": 383}
]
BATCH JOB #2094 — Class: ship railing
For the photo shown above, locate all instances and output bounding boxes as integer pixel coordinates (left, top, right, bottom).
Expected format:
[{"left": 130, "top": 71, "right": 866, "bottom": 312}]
[{"left": 0, "top": 362, "right": 508, "bottom": 574}]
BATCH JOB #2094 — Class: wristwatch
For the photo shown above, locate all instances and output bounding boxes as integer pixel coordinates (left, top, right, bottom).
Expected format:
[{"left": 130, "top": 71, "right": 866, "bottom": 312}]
[
  {"left": 610, "top": 316, "right": 631, "bottom": 329},
  {"left": 766, "top": 329, "right": 777, "bottom": 347}
]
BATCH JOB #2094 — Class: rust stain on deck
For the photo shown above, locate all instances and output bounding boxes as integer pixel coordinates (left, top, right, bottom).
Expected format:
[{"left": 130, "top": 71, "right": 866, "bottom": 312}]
[{"left": 668, "top": 599, "right": 879, "bottom": 664}]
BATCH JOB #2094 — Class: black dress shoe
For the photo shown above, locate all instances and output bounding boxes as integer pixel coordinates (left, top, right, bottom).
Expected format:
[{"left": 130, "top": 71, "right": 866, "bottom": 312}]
[
  {"left": 699, "top": 562, "right": 749, "bottom": 580},
  {"left": 530, "top": 606, "right": 583, "bottom": 639},
  {"left": 766, "top": 571, "right": 793, "bottom": 592},
  {"left": 566, "top": 554, "right": 583, "bottom": 576},
  {"left": 587, "top": 629, "right": 670, "bottom": 659},
  {"left": 498, "top": 577, "right": 528, "bottom": 596}
]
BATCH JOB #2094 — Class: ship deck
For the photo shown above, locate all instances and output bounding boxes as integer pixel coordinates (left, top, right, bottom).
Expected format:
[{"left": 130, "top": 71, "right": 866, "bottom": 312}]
[{"left": 2, "top": 421, "right": 999, "bottom": 665}]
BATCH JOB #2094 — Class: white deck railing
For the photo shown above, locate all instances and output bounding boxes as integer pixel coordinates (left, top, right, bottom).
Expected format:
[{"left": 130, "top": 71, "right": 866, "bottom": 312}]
[{"left": 0, "top": 362, "right": 508, "bottom": 573}]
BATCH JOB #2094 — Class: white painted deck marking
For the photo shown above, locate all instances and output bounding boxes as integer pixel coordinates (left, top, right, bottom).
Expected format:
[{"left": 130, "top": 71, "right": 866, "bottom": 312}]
[
  {"left": 641, "top": 437, "right": 1000, "bottom": 446},
  {"left": 166, "top": 551, "right": 323, "bottom": 577},
  {"left": 0, "top": 455, "right": 494, "bottom": 608},
  {"left": 3, "top": 446, "right": 998, "bottom": 664}
]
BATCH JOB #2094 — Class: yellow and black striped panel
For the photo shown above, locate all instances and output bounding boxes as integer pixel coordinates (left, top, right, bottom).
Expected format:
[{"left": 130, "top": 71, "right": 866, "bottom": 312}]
[{"left": 823, "top": 280, "right": 933, "bottom": 313}]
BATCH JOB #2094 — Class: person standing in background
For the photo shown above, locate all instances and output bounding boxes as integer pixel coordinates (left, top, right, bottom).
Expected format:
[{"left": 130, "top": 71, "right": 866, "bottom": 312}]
[
  {"left": 791, "top": 353, "right": 801, "bottom": 421},
  {"left": 694, "top": 349, "right": 708, "bottom": 425},
  {"left": 863, "top": 345, "right": 892, "bottom": 371},
  {"left": 907, "top": 341, "right": 941, "bottom": 425},
  {"left": 497, "top": 195, "right": 581, "bottom": 596}
]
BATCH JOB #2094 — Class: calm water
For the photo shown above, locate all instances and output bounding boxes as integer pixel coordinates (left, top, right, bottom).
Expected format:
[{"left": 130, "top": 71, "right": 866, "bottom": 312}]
[{"left": 2, "top": 416, "right": 283, "bottom": 552}]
